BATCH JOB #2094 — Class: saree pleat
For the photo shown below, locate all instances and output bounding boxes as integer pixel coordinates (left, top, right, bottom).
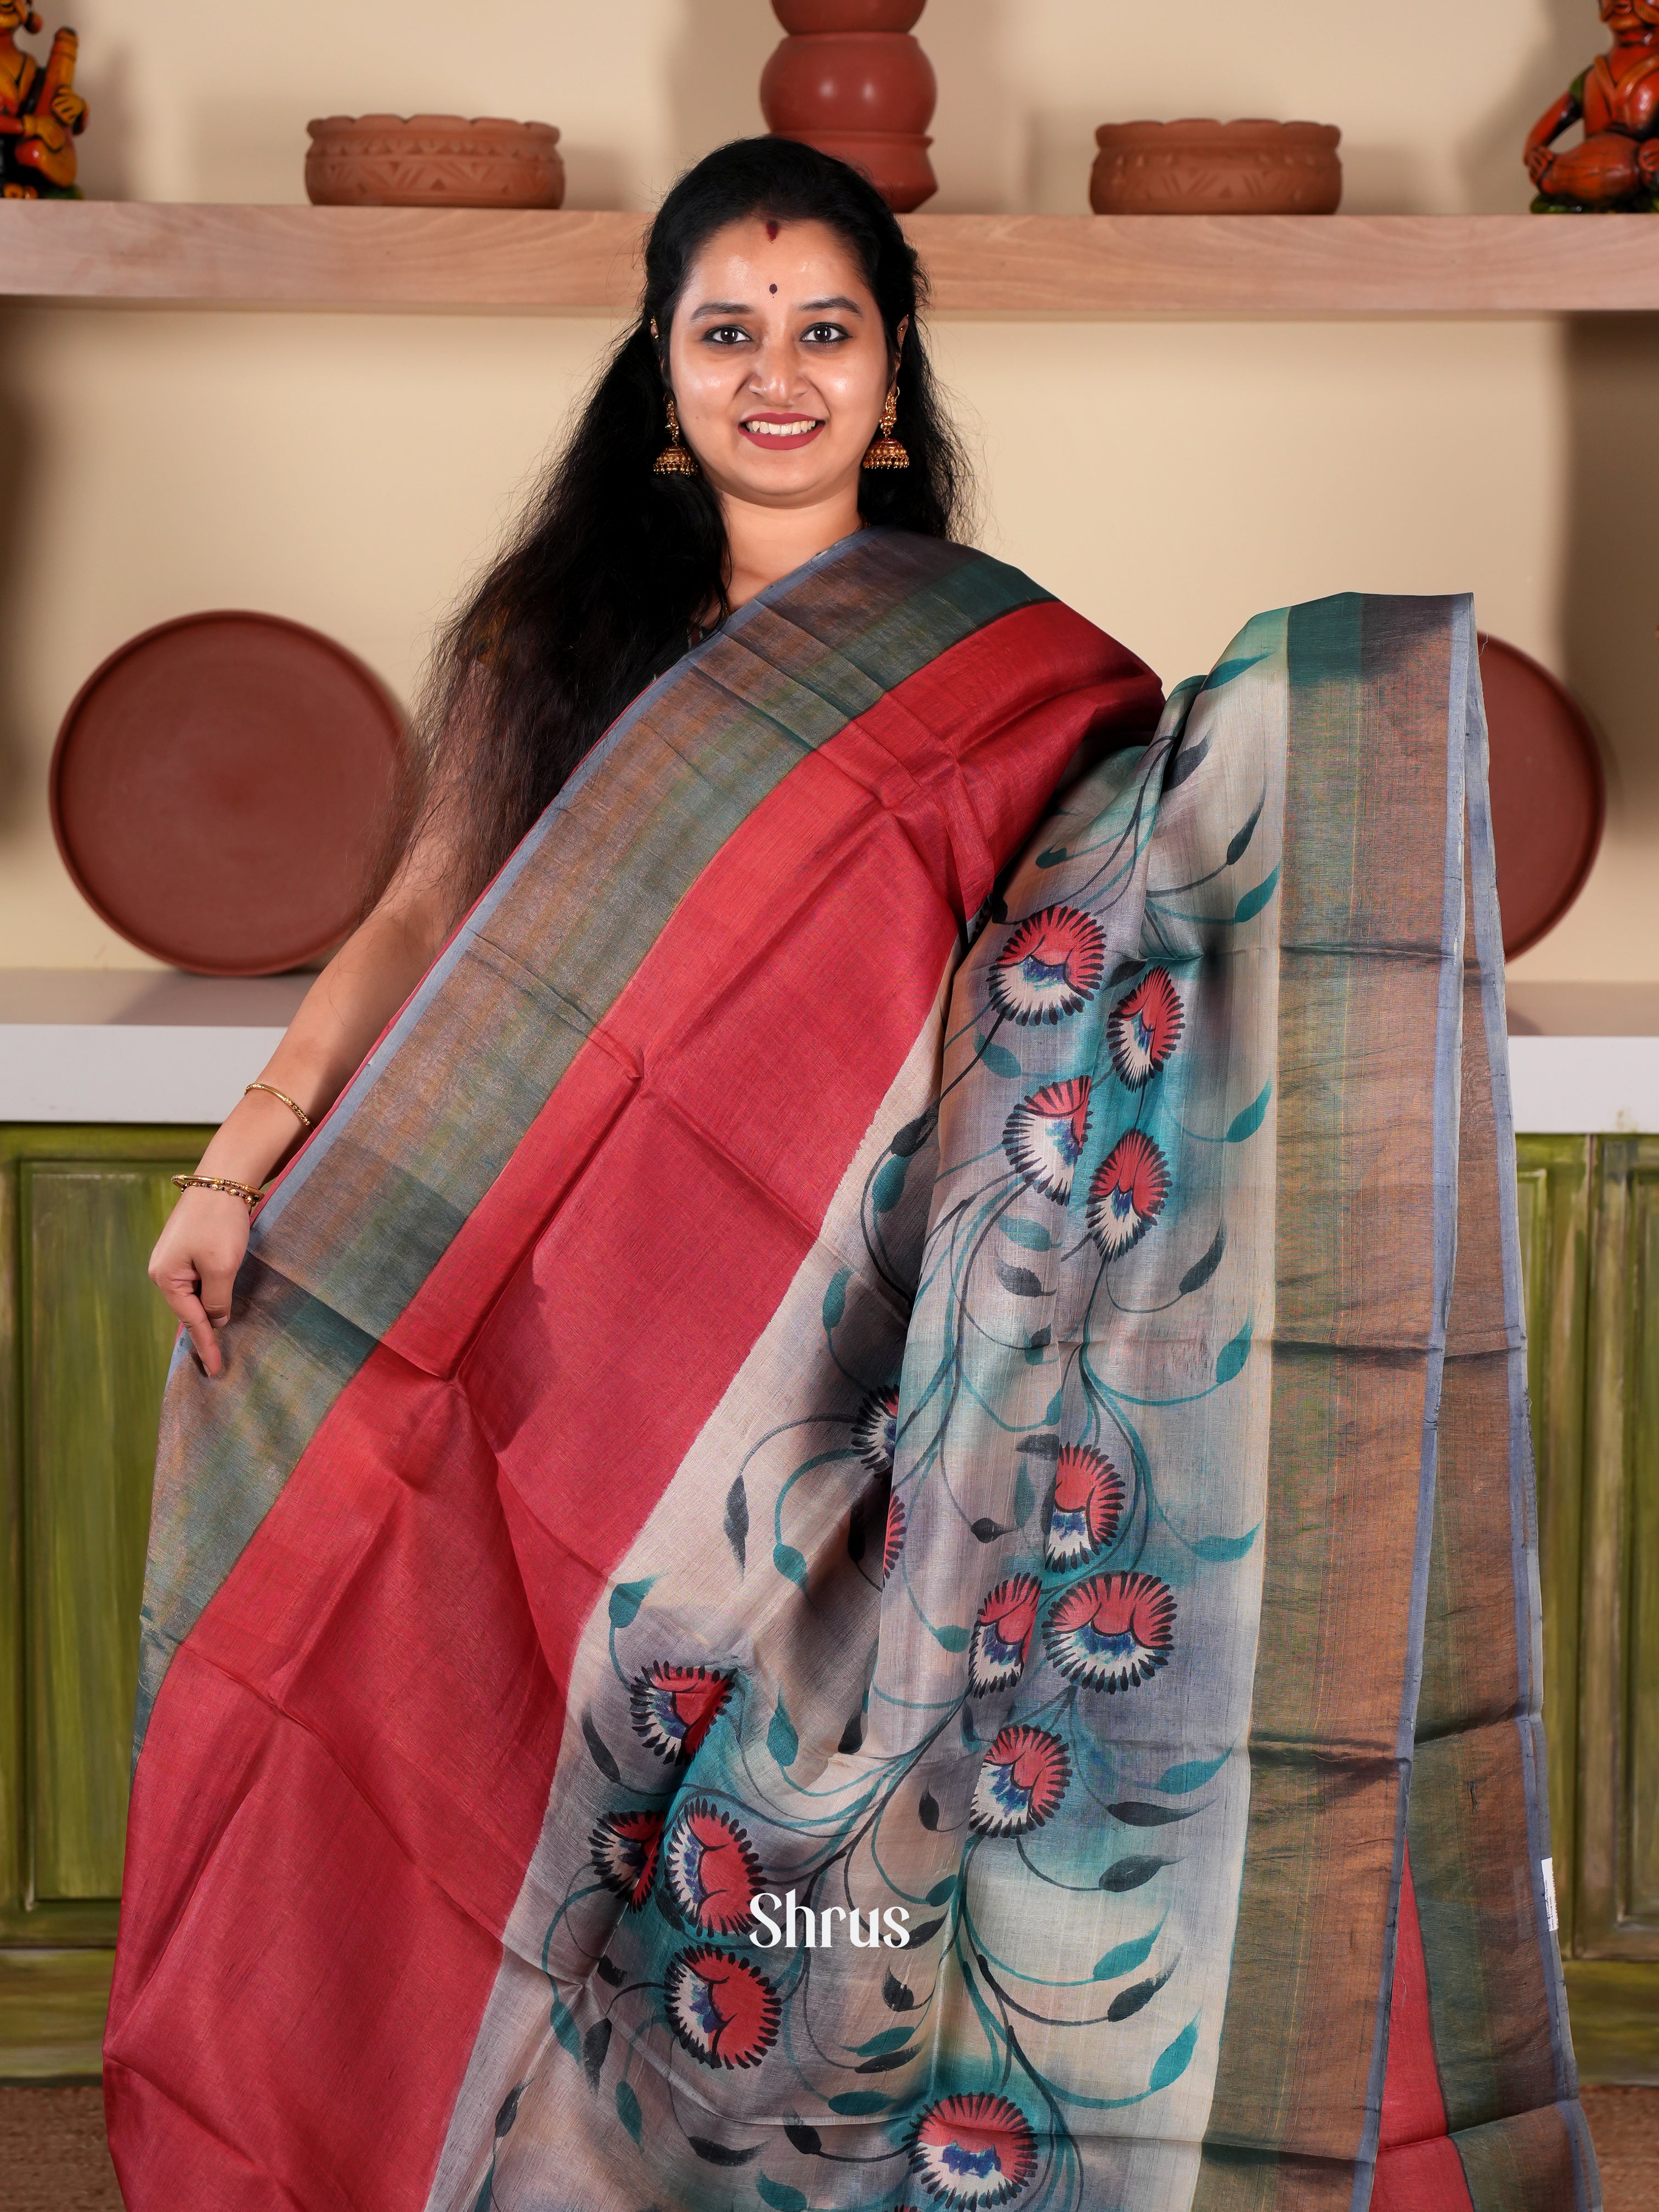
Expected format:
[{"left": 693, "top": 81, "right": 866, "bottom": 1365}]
[{"left": 105, "top": 537, "right": 1594, "bottom": 2212}]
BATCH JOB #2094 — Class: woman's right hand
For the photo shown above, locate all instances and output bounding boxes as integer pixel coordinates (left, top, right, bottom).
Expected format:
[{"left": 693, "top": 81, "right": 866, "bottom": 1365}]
[{"left": 148, "top": 1187, "right": 253, "bottom": 1378}]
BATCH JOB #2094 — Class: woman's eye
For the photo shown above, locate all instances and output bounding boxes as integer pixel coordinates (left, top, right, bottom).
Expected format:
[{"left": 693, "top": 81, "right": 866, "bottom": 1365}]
[
  {"left": 802, "top": 322, "right": 849, "bottom": 344},
  {"left": 702, "top": 324, "right": 751, "bottom": 346}
]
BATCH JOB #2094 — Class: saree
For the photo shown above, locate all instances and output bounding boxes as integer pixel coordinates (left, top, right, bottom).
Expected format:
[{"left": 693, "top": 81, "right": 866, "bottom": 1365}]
[{"left": 105, "top": 530, "right": 1596, "bottom": 2212}]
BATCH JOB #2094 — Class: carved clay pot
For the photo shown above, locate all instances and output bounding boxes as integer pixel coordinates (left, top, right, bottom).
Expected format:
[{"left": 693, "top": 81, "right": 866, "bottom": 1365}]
[
  {"left": 761, "top": 10, "right": 937, "bottom": 211},
  {"left": 772, "top": 0, "right": 924, "bottom": 30},
  {"left": 1090, "top": 119, "right": 1342, "bottom": 216},
  {"left": 304, "top": 115, "right": 565, "bottom": 209}
]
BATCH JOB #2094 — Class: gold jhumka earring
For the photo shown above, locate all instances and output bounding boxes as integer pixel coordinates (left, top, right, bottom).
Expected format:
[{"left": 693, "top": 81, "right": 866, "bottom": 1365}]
[
  {"left": 862, "top": 382, "right": 909, "bottom": 471},
  {"left": 653, "top": 391, "right": 698, "bottom": 477}
]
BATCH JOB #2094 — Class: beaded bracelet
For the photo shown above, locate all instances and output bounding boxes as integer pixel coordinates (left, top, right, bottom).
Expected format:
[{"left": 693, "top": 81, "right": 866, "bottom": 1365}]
[
  {"left": 172, "top": 1172, "right": 263, "bottom": 1210},
  {"left": 244, "top": 1080, "right": 313, "bottom": 1130}
]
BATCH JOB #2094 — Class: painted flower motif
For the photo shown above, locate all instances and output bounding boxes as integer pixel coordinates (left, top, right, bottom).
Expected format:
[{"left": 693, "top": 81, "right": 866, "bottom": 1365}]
[
  {"left": 1002, "top": 1076, "right": 1092, "bottom": 1204},
  {"left": 968, "top": 1575, "right": 1041, "bottom": 1696},
  {"left": 910, "top": 2092, "right": 1039, "bottom": 2209},
  {"left": 1045, "top": 1571, "right": 1176, "bottom": 1694},
  {"left": 987, "top": 905, "right": 1105, "bottom": 1026},
  {"left": 1108, "top": 968, "right": 1184, "bottom": 1089},
  {"left": 854, "top": 1384, "right": 900, "bottom": 1476},
  {"left": 589, "top": 1809, "right": 663, "bottom": 1911},
  {"left": 1086, "top": 1129, "right": 1170, "bottom": 1259},
  {"left": 884, "top": 1492, "right": 907, "bottom": 1584},
  {"left": 1044, "top": 1443, "right": 1126, "bottom": 1570},
  {"left": 664, "top": 1945, "right": 780, "bottom": 2070},
  {"left": 629, "top": 1662, "right": 735, "bottom": 1764},
  {"left": 664, "top": 1799, "right": 763, "bottom": 1934},
  {"left": 969, "top": 1724, "right": 1071, "bottom": 1837}
]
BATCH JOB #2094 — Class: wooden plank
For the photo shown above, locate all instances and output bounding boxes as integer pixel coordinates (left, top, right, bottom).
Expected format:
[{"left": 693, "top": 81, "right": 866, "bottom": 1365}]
[
  {"left": 1517, "top": 1136, "right": 1594, "bottom": 1958},
  {"left": 3, "top": 204, "right": 1659, "bottom": 314},
  {"left": 0, "top": 1948, "right": 110, "bottom": 2081},
  {"left": 1566, "top": 1960, "right": 1659, "bottom": 2085}
]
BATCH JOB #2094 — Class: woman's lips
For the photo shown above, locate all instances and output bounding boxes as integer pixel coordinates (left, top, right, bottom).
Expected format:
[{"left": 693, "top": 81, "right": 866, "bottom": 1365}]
[{"left": 737, "top": 414, "right": 826, "bottom": 449}]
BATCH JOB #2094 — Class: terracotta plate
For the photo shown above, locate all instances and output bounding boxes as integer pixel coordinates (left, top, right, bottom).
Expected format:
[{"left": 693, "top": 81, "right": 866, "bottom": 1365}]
[
  {"left": 1479, "top": 633, "right": 1605, "bottom": 959},
  {"left": 50, "top": 611, "right": 402, "bottom": 975}
]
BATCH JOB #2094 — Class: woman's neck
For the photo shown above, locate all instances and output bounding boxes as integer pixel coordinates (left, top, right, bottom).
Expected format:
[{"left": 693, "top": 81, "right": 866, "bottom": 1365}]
[{"left": 719, "top": 487, "right": 864, "bottom": 611}]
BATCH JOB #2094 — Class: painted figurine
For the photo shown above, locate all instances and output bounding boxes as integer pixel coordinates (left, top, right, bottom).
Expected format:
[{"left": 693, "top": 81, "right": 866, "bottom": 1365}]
[
  {"left": 0, "top": 3, "right": 86, "bottom": 200},
  {"left": 1526, "top": 0, "right": 1659, "bottom": 210}
]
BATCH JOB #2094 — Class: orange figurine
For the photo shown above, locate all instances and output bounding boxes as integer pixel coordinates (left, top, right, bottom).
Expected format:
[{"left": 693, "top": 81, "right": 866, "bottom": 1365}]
[
  {"left": 1526, "top": 0, "right": 1659, "bottom": 210},
  {"left": 0, "top": 3, "right": 87, "bottom": 200}
]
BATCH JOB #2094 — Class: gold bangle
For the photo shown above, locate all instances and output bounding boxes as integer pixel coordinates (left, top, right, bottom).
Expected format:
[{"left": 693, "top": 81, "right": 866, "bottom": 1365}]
[
  {"left": 244, "top": 1080, "right": 313, "bottom": 1130},
  {"left": 172, "top": 1172, "right": 263, "bottom": 1210}
]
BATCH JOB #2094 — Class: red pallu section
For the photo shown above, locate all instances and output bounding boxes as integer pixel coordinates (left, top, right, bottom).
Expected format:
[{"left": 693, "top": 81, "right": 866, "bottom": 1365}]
[
  {"left": 106, "top": 603, "right": 1158, "bottom": 2211},
  {"left": 1373, "top": 1847, "right": 1475, "bottom": 2211}
]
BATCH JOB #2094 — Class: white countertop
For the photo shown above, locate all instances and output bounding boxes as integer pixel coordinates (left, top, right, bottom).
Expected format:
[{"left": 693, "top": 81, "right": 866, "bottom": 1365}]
[{"left": 0, "top": 972, "right": 1656, "bottom": 1133}]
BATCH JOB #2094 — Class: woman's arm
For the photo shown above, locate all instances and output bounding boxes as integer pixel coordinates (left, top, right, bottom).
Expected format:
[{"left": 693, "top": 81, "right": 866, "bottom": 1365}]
[{"left": 148, "top": 837, "right": 458, "bottom": 1376}]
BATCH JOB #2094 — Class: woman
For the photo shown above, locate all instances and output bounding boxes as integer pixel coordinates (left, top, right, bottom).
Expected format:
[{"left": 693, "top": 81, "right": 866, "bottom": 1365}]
[{"left": 115, "top": 140, "right": 1593, "bottom": 2212}]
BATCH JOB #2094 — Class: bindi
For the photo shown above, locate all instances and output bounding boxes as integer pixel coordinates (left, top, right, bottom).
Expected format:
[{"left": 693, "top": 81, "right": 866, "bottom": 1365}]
[
  {"left": 765, "top": 219, "right": 780, "bottom": 240},
  {"left": 769, "top": 283, "right": 777, "bottom": 294}
]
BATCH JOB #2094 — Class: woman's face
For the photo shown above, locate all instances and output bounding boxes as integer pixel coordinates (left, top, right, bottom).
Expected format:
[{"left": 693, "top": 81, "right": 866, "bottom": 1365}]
[{"left": 666, "top": 216, "right": 900, "bottom": 512}]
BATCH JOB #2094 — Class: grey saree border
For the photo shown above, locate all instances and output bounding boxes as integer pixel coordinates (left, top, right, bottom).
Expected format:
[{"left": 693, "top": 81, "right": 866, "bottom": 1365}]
[
  {"left": 1464, "top": 637, "right": 1585, "bottom": 2144},
  {"left": 1348, "top": 594, "right": 1471, "bottom": 2212}
]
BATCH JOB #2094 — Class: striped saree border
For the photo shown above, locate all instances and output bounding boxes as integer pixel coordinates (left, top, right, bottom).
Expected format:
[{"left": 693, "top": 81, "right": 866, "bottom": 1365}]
[
  {"left": 132, "top": 532, "right": 1071, "bottom": 1750},
  {"left": 1195, "top": 596, "right": 1466, "bottom": 2207}
]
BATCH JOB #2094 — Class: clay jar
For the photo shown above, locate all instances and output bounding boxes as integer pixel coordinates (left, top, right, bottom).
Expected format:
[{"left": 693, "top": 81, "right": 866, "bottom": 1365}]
[
  {"left": 762, "top": 0, "right": 936, "bottom": 212},
  {"left": 305, "top": 115, "right": 565, "bottom": 209},
  {"left": 1090, "top": 120, "right": 1342, "bottom": 216}
]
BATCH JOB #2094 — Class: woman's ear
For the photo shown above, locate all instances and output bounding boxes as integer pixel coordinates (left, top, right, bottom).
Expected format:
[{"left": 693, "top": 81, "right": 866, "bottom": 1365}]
[{"left": 894, "top": 314, "right": 911, "bottom": 368}]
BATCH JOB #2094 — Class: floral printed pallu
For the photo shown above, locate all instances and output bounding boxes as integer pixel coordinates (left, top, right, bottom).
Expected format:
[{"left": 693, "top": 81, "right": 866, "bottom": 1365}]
[{"left": 106, "top": 532, "right": 1596, "bottom": 2212}]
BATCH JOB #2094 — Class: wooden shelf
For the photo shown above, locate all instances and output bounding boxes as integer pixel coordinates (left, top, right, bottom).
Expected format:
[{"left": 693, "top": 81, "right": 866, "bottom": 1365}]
[{"left": 2, "top": 204, "right": 1658, "bottom": 315}]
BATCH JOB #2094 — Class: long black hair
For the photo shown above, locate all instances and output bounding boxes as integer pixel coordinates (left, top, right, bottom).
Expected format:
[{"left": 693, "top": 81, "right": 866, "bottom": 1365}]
[{"left": 379, "top": 135, "right": 972, "bottom": 918}]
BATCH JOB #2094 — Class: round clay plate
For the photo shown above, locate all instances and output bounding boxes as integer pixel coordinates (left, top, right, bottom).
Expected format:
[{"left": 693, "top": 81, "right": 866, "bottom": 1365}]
[
  {"left": 50, "top": 611, "right": 402, "bottom": 975},
  {"left": 1479, "top": 633, "right": 1605, "bottom": 958}
]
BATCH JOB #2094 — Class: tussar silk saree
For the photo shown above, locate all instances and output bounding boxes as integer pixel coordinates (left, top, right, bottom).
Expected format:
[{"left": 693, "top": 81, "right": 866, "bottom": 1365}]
[{"left": 107, "top": 531, "right": 1596, "bottom": 2212}]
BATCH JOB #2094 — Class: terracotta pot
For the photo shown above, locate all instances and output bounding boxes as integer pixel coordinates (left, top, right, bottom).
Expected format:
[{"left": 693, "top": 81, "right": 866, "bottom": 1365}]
[
  {"left": 1090, "top": 119, "right": 1341, "bottom": 216},
  {"left": 772, "top": 0, "right": 925, "bottom": 30},
  {"left": 772, "top": 127, "right": 936, "bottom": 212},
  {"left": 305, "top": 114, "right": 565, "bottom": 209},
  {"left": 761, "top": 32, "right": 935, "bottom": 136}
]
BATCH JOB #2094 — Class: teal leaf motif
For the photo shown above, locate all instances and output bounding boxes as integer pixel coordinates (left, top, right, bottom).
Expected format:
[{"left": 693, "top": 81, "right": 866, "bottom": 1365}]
[
  {"left": 769, "top": 1696, "right": 799, "bottom": 1769},
  {"left": 1224, "top": 1082, "right": 1272, "bottom": 1143},
  {"left": 756, "top": 2180, "right": 808, "bottom": 2212},
  {"left": 1155, "top": 1750, "right": 1229, "bottom": 1794},
  {"left": 1100, "top": 1854, "right": 1167, "bottom": 1893},
  {"left": 1226, "top": 795, "right": 1266, "bottom": 866},
  {"left": 822, "top": 1268, "right": 849, "bottom": 1332},
  {"left": 827, "top": 2091, "right": 889, "bottom": 2117},
  {"left": 976, "top": 1035, "right": 1023, "bottom": 1079},
  {"left": 1150, "top": 2017, "right": 1199, "bottom": 2092},
  {"left": 1001, "top": 1217, "right": 1053, "bottom": 1251},
  {"left": 1215, "top": 1318, "right": 1252, "bottom": 1386},
  {"left": 1166, "top": 734, "right": 1209, "bottom": 791},
  {"left": 872, "top": 1153, "right": 909, "bottom": 1215},
  {"left": 614, "top": 2080, "right": 642, "bottom": 2145},
  {"left": 608, "top": 1577, "right": 653, "bottom": 1629},
  {"left": 773, "top": 1543, "right": 808, "bottom": 1588},
  {"left": 927, "top": 1875, "right": 957, "bottom": 1905},
  {"left": 1036, "top": 846, "right": 1068, "bottom": 868},
  {"left": 1044, "top": 1390, "right": 1063, "bottom": 1425},
  {"left": 1234, "top": 865, "right": 1281, "bottom": 925},
  {"left": 1092, "top": 1921, "right": 1162, "bottom": 1980},
  {"left": 1203, "top": 653, "right": 1267, "bottom": 691},
  {"left": 933, "top": 1624, "right": 970, "bottom": 1652},
  {"left": 854, "top": 2025, "right": 915, "bottom": 2057},
  {"left": 1012, "top": 1466, "right": 1035, "bottom": 1525},
  {"left": 1178, "top": 1225, "right": 1226, "bottom": 1296},
  {"left": 550, "top": 1995, "right": 582, "bottom": 2062},
  {"left": 1192, "top": 1526, "right": 1261, "bottom": 1564}
]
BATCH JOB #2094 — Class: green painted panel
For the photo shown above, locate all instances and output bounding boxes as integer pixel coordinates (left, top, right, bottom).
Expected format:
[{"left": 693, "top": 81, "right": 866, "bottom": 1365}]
[
  {"left": 23, "top": 1158, "right": 195, "bottom": 1900},
  {"left": 1514, "top": 1136, "right": 1592, "bottom": 1955},
  {"left": 0, "top": 1945, "right": 112, "bottom": 2081},
  {"left": 1579, "top": 1137, "right": 1659, "bottom": 1961}
]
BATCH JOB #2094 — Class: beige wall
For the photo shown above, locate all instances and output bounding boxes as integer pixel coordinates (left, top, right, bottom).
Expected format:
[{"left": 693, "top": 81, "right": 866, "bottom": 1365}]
[{"left": 2, "top": 1, "right": 1652, "bottom": 981}]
